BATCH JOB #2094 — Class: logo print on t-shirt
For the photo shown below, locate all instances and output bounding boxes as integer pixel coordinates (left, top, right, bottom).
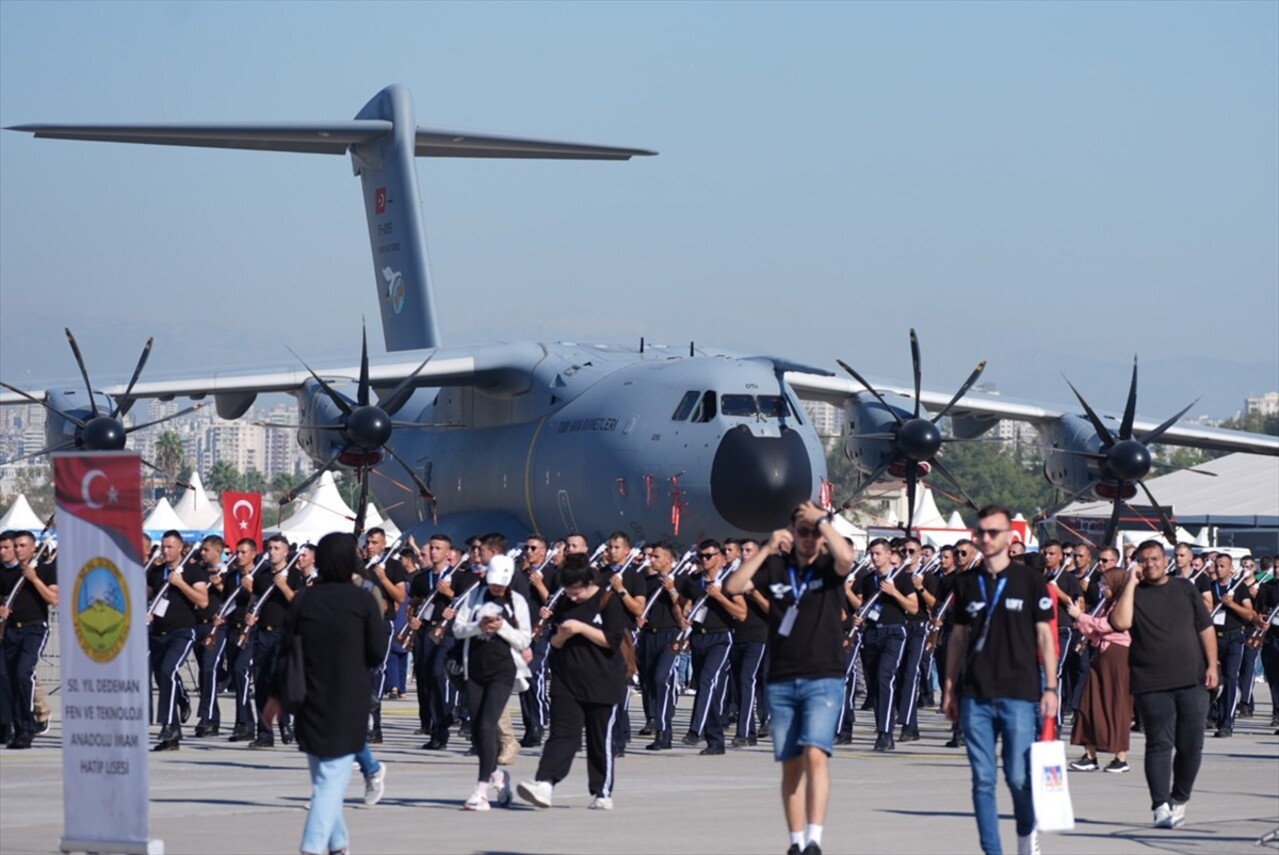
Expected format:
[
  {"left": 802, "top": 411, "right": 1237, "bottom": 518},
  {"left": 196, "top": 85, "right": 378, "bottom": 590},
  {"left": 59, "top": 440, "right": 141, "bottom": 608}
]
[
  {"left": 1038, "top": 596, "right": 1053, "bottom": 611},
  {"left": 1006, "top": 598, "right": 1024, "bottom": 612}
]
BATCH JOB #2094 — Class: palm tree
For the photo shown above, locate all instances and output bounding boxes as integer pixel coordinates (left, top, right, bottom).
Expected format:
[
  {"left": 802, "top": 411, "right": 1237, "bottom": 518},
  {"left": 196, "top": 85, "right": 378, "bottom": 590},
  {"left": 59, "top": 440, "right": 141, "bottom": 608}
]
[{"left": 154, "top": 431, "right": 186, "bottom": 486}]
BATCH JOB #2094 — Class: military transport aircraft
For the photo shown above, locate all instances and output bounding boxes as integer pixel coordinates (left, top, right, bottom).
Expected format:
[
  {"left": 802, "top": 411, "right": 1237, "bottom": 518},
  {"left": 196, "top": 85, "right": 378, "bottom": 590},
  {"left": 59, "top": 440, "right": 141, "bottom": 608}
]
[{"left": 3, "top": 85, "right": 1276, "bottom": 547}]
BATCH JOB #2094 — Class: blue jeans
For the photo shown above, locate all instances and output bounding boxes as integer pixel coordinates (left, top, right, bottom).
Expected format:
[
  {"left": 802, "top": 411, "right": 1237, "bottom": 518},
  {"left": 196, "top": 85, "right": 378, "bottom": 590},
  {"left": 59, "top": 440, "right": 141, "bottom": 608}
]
[
  {"left": 302, "top": 753, "right": 354, "bottom": 855},
  {"left": 961, "top": 696, "right": 1037, "bottom": 855},
  {"left": 766, "top": 676, "right": 843, "bottom": 762},
  {"left": 354, "top": 743, "right": 381, "bottom": 779}
]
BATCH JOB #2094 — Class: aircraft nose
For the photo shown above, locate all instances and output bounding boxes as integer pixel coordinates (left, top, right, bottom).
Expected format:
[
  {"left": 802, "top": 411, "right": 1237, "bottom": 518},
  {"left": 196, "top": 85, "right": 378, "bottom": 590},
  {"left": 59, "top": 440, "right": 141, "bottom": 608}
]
[{"left": 710, "top": 425, "right": 814, "bottom": 532}]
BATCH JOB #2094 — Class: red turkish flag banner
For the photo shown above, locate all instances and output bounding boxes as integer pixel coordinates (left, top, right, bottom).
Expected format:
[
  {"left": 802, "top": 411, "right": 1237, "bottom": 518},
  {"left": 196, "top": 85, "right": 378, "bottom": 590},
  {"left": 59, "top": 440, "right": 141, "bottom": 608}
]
[{"left": 222, "top": 492, "right": 263, "bottom": 551}]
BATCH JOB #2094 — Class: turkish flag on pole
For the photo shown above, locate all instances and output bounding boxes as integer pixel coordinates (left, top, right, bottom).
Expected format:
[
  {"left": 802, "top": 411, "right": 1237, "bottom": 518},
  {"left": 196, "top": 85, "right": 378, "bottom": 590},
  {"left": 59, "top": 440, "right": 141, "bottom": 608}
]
[{"left": 222, "top": 492, "right": 263, "bottom": 551}]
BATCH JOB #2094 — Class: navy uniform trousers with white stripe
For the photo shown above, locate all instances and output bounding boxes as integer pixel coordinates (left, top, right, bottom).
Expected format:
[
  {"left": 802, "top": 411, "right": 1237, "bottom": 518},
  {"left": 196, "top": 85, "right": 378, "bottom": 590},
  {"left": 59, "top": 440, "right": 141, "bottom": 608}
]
[
  {"left": 861, "top": 623, "right": 906, "bottom": 737},
  {"left": 150, "top": 627, "right": 196, "bottom": 730},
  {"left": 687, "top": 629, "right": 733, "bottom": 750},
  {"left": 0, "top": 622, "right": 49, "bottom": 737}
]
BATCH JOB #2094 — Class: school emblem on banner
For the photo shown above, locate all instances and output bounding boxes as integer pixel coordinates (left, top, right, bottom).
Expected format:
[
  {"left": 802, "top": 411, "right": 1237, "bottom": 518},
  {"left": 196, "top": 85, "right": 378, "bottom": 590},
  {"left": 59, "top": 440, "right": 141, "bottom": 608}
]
[{"left": 72, "top": 557, "right": 131, "bottom": 664}]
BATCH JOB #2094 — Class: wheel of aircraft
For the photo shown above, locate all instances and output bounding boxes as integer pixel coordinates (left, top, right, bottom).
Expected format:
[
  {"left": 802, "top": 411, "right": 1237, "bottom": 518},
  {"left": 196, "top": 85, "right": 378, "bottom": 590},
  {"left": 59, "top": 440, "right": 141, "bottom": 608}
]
[{"left": 836, "top": 329, "right": 987, "bottom": 535}]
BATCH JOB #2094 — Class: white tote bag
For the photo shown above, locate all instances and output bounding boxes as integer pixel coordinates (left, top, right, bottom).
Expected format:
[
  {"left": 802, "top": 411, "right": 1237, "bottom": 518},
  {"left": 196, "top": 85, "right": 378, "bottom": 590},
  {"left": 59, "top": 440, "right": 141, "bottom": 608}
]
[{"left": 1030, "top": 735, "right": 1075, "bottom": 831}]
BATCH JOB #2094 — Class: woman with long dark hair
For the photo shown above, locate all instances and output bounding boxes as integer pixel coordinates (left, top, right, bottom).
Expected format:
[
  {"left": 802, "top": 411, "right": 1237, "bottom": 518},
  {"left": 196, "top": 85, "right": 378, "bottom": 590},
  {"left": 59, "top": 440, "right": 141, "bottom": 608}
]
[
  {"left": 1067, "top": 565, "right": 1133, "bottom": 773},
  {"left": 264, "top": 532, "right": 387, "bottom": 855},
  {"left": 453, "top": 554, "right": 532, "bottom": 810}
]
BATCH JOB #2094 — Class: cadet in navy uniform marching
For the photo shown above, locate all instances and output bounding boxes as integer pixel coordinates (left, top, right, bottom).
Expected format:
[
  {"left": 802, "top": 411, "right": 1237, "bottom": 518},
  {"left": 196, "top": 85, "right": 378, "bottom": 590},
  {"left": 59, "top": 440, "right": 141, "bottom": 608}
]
[
  {"left": 600, "top": 532, "right": 646, "bottom": 756},
  {"left": 147, "top": 530, "right": 209, "bottom": 751},
  {"left": 678, "top": 539, "right": 746, "bottom": 755},
  {"left": 636, "top": 542, "right": 682, "bottom": 750},
  {"left": 218, "top": 538, "right": 258, "bottom": 742},
  {"left": 1197, "top": 553, "right": 1254, "bottom": 737},
  {"left": 407, "top": 533, "right": 464, "bottom": 750},
  {"left": 192, "top": 535, "right": 227, "bottom": 737},
  {"left": 518, "top": 535, "right": 557, "bottom": 748},
  {"left": 853, "top": 538, "right": 918, "bottom": 751},
  {"left": 896, "top": 537, "right": 929, "bottom": 743},
  {"left": 0, "top": 530, "right": 58, "bottom": 749},
  {"left": 246, "top": 535, "right": 301, "bottom": 748}
]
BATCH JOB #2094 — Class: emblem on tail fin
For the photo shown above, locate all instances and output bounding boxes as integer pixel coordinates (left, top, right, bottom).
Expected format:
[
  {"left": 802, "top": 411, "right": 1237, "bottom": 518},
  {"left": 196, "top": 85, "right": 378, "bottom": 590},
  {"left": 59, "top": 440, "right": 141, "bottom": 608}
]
[{"left": 381, "top": 267, "right": 406, "bottom": 315}]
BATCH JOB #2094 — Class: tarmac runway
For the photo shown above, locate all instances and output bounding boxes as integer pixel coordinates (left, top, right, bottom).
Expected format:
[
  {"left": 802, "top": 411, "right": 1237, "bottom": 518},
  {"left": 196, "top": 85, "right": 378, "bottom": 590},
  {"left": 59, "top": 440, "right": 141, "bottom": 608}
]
[{"left": 1, "top": 687, "right": 1276, "bottom": 855}]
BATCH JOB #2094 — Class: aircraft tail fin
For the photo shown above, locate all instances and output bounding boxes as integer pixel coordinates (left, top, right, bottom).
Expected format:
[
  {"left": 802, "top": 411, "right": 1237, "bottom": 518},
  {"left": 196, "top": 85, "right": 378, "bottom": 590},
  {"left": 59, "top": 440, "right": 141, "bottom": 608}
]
[{"left": 8, "top": 84, "right": 655, "bottom": 352}]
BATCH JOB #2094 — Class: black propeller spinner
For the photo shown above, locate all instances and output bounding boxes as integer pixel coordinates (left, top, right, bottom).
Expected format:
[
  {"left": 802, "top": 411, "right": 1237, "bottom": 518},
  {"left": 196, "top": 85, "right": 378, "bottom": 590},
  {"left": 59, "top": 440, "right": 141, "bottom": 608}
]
[
  {"left": 0, "top": 328, "right": 200, "bottom": 481},
  {"left": 1061, "top": 356, "right": 1197, "bottom": 546},
  {"left": 281, "top": 325, "right": 437, "bottom": 535},
  {"left": 837, "top": 329, "right": 987, "bottom": 535}
]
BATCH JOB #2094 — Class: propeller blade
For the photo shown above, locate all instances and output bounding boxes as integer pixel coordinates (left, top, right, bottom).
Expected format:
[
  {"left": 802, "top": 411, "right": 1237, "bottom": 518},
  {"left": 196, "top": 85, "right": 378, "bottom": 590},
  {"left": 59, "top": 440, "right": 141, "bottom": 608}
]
[
  {"left": 904, "top": 463, "right": 918, "bottom": 535},
  {"left": 382, "top": 443, "right": 438, "bottom": 503},
  {"left": 1136, "top": 480, "right": 1179, "bottom": 545},
  {"left": 836, "top": 359, "right": 905, "bottom": 427},
  {"left": 909, "top": 329, "right": 923, "bottom": 420},
  {"left": 125, "top": 402, "right": 204, "bottom": 433},
  {"left": 140, "top": 457, "right": 193, "bottom": 490},
  {"left": 8, "top": 440, "right": 76, "bottom": 464},
  {"left": 1138, "top": 398, "right": 1199, "bottom": 446},
  {"left": 1147, "top": 458, "right": 1217, "bottom": 477},
  {"left": 1063, "top": 375, "right": 1116, "bottom": 447},
  {"left": 379, "top": 352, "right": 438, "bottom": 417},
  {"left": 110, "top": 337, "right": 154, "bottom": 419},
  {"left": 1030, "top": 444, "right": 1106, "bottom": 461},
  {"left": 353, "top": 468, "right": 371, "bottom": 536},
  {"left": 0, "top": 381, "right": 87, "bottom": 428},
  {"left": 1103, "top": 494, "right": 1124, "bottom": 547},
  {"left": 1119, "top": 356, "right": 1139, "bottom": 440},
  {"left": 357, "top": 324, "right": 371, "bottom": 408},
  {"left": 1043, "top": 477, "right": 1101, "bottom": 520},
  {"left": 928, "top": 457, "right": 978, "bottom": 509},
  {"left": 287, "top": 347, "right": 354, "bottom": 417},
  {"left": 835, "top": 458, "right": 896, "bottom": 509},
  {"left": 848, "top": 433, "right": 899, "bottom": 441},
  {"left": 281, "top": 443, "right": 351, "bottom": 504},
  {"left": 64, "top": 328, "right": 99, "bottom": 418},
  {"left": 932, "top": 360, "right": 988, "bottom": 425}
]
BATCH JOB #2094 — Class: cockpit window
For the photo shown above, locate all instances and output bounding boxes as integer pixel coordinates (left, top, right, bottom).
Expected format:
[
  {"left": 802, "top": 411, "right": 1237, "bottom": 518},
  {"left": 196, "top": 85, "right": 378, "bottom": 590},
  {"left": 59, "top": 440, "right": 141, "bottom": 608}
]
[
  {"left": 757, "top": 395, "right": 792, "bottom": 418},
  {"left": 693, "top": 391, "right": 717, "bottom": 423},
  {"left": 721, "top": 394, "right": 757, "bottom": 417},
  {"left": 672, "top": 390, "right": 701, "bottom": 421}
]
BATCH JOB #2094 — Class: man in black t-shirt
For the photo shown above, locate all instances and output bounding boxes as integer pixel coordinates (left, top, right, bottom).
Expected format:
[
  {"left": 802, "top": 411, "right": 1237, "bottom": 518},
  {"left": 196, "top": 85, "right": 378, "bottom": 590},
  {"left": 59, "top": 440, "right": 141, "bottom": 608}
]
[
  {"left": 676, "top": 539, "right": 745, "bottom": 755},
  {"left": 246, "top": 535, "right": 301, "bottom": 748},
  {"left": 363, "top": 527, "right": 407, "bottom": 745},
  {"left": 1196, "top": 553, "right": 1254, "bottom": 737},
  {"left": 407, "top": 533, "right": 462, "bottom": 750},
  {"left": 0, "top": 530, "right": 58, "bottom": 749},
  {"left": 147, "top": 530, "right": 209, "bottom": 752},
  {"left": 518, "top": 535, "right": 557, "bottom": 748},
  {"left": 728, "top": 501, "right": 854, "bottom": 855},
  {"left": 942, "top": 506, "right": 1056, "bottom": 855},
  {"left": 1111, "top": 540, "right": 1218, "bottom": 829},
  {"left": 1042, "top": 540, "right": 1084, "bottom": 729},
  {"left": 853, "top": 538, "right": 918, "bottom": 752},
  {"left": 1251, "top": 575, "right": 1279, "bottom": 731},
  {"left": 635, "top": 542, "right": 683, "bottom": 750},
  {"left": 218, "top": 538, "right": 260, "bottom": 742},
  {"left": 192, "top": 535, "right": 227, "bottom": 737},
  {"left": 599, "top": 532, "right": 646, "bottom": 756}
]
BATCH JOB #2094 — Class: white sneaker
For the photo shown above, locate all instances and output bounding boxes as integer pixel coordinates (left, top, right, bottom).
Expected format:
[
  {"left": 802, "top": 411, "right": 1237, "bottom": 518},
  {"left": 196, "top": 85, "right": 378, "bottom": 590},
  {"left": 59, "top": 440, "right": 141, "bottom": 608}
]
[
  {"left": 491, "top": 770, "right": 513, "bottom": 808},
  {"left": 1016, "top": 828, "right": 1040, "bottom": 855},
  {"left": 1153, "top": 803, "right": 1174, "bottom": 828},
  {"left": 1169, "top": 803, "right": 1186, "bottom": 828},
  {"left": 364, "top": 764, "right": 386, "bottom": 806},
  {"left": 463, "top": 791, "right": 490, "bottom": 811},
  {"left": 517, "top": 779, "right": 553, "bottom": 808},
  {"left": 588, "top": 796, "right": 614, "bottom": 810}
]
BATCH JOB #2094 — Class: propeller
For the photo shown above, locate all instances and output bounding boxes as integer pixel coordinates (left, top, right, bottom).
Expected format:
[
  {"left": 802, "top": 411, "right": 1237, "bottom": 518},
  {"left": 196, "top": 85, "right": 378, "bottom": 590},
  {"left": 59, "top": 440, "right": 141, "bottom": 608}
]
[
  {"left": 1059, "top": 356, "right": 1193, "bottom": 546},
  {"left": 281, "top": 323, "right": 438, "bottom": 534},
  {"left": 836, "top": 329, "right": 987, "bottom": 535},
  {"left": 0, "top": 328, "right": 201, "bottom": 482}
]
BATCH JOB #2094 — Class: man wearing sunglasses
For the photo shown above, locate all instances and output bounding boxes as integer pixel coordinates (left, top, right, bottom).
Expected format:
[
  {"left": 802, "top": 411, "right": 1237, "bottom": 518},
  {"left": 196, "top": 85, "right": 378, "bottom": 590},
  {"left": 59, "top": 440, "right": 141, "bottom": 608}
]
[
  {"left": 942, "top": 506, "right": 1056, "bottom": 855},
  {"left": 728, "top": 501, "right": 854, "bottom": 855},
  {"left": 677, "top": 540, "right": 746, "bottom": 756}
]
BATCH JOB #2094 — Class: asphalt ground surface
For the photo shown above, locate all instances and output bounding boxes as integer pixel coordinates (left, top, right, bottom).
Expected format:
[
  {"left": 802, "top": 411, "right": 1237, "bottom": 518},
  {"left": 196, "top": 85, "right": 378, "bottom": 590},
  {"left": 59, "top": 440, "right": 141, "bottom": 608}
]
[{"left": 1, "top": 684, "right": 1277, "bottom": 855}]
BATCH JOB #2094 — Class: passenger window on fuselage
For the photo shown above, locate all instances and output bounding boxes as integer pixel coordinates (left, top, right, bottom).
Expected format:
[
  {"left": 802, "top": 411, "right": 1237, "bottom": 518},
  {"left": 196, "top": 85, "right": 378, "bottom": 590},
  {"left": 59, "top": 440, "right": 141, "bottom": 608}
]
[
  {"left": 672, "top": 390, "right": 701, "bottom": 421},
  {"left": 721, "top": 394, "right": 757, "bottom": 417}
]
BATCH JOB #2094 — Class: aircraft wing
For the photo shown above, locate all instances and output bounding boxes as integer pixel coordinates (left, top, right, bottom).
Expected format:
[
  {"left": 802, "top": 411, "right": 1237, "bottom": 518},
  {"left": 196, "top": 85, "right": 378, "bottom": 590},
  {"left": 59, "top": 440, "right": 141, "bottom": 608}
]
[{"left": 785, "top": 371, "right": 1279, "bottom": 457}]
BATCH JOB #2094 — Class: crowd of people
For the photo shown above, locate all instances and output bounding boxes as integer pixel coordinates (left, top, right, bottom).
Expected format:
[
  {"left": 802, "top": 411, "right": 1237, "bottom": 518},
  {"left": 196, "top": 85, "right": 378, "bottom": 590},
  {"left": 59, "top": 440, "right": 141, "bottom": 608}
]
[{"left": 0, "top": 515, "right": 1276, "bottom": 855}]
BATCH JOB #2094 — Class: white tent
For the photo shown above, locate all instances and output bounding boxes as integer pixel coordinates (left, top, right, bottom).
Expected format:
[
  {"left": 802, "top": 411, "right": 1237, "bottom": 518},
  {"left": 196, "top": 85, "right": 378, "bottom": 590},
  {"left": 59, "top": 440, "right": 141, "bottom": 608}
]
[
  {"left": 273, "top": 471, "right": 357, "bottom": 545},
  {"left": 173, "top": 471, "right": 220, "bottom": 530},
  {"left": 362, "top": 504, "right": 402, "bottom": 542},
  {"left": 0, "top": 494, "right": 44, "bottom": 532},
  {"left": 144, "top": 497, "right": 188, "bottom": 536}
]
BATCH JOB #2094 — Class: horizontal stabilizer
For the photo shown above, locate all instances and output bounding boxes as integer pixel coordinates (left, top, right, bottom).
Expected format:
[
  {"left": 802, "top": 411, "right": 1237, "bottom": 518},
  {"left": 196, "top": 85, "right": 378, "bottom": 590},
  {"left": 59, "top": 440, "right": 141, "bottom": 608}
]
[{"left": 7, "top": 122, "right": 657, "bottom": 160}]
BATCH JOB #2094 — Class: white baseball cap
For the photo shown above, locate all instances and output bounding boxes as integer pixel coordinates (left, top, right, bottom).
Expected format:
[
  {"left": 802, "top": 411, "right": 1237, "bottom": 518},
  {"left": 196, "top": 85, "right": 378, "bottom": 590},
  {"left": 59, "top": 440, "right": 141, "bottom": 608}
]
[{"left": 487, "top": 554, "right": 515, "bottom": 587}]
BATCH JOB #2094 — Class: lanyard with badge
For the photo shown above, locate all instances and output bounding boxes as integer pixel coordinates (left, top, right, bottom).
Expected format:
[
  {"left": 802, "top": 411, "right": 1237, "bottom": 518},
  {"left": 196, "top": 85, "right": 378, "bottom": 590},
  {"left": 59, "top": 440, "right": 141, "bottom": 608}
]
[
  {"left": 974, "top": 573, "right": 1007, "bottom": 653},
  {"left": 778, "top": 563, "right": 816, "bottom": 637}
]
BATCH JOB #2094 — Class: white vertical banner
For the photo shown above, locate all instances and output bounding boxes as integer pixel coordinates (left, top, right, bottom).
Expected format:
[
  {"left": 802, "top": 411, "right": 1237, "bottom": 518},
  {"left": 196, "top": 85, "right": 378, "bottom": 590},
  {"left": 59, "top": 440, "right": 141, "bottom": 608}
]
[{"left": 54, "top": 452, "right": 162, "bottom": 855}]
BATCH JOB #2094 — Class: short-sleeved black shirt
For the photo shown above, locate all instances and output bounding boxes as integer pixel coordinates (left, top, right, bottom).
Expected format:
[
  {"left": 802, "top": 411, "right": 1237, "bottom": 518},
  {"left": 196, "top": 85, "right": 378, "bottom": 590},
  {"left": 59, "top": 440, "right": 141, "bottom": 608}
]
[
  {"left": 953, "top": 562, "right": 1053, "bottom": 701},
  {"left": 857, "top": 570, "right": 916, "bottom": 626},
  {"left": 601, "top": 566, "right": 647, "bottom": 627},
  {"left": 1197, "top": 575, "right": 1252, "bottom": 634},
  {"left": 147, "top": 562, "right": 211, "bottom": 634},
  {"left": 198, "top": 560, "right": 227, "bottom": 622},
  {"left": 642, "top": 574, "right": 681, "bottom": 632},
  {"left": 1254, "top": 579, "right": 1279, "bottom": 637},
  {"left": 1050, "top": 569, "right": 1084, "bottom": 629},
  {"left": 1130, "top": 577, "right": 1213, "bottom": 693},
  {"left": 250, "top": 563, "right": 305, "bottom": 629},
  {"left": 754, "top": 553, "right": 848, "bottom": 683},
  {"left": 0, "top": 561, "right": 57, "bottom": 624},
  {"left": 678, "top": 572, "right": 736, "bottom": 633},
  {"left": 548, "top": 587, "right": 628, "bottom": 704}
]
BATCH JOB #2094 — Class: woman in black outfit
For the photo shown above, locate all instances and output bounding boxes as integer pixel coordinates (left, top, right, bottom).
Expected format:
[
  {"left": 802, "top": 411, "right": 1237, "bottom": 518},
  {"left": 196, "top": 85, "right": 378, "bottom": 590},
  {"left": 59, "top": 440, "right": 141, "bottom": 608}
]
[{"left": 264, "top": 532, "right": 387, "bottom": 855}]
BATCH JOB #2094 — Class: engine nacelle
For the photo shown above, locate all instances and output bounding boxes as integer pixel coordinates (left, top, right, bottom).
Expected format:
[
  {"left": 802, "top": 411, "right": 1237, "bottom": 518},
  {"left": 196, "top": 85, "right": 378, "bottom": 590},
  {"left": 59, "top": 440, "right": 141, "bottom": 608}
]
[{"left": 43, "top": 389, "right": 125, "bottom": 452}]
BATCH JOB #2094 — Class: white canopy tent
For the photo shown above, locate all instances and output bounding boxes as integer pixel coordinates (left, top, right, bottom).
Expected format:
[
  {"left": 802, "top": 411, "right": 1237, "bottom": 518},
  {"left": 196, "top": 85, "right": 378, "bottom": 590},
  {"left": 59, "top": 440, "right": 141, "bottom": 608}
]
[
  {"left": 173, "top": 471, "right": 220, "bottom": 530},
  {"left": 0, "top": 494, "right": 45, "bottom": 532},
  {"left": 271, "top": 471, "right": 358, "bottom": 545},
  {"left": 144, "top": 497, "right": 189, "bottom": 537}
]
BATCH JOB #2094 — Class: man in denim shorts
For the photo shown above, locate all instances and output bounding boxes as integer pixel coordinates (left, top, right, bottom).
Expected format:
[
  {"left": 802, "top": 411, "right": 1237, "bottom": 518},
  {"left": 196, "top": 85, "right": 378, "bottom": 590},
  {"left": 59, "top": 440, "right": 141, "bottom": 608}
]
[{"left": 728, "top": 502, "right": 854, "bottom": 855}]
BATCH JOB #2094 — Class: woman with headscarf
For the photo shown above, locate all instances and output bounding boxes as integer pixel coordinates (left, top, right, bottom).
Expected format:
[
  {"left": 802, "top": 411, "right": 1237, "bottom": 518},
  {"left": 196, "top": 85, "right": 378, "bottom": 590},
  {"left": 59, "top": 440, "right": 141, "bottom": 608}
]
[
  {"left": 1066, "top": 566, "right": 1133, "bottom": 773},
  {"left": 453, "top": 553, "right": 532, "bottom": 810},
  {"left": 264, "top": 532, "right": 387, "bottom": 855}
]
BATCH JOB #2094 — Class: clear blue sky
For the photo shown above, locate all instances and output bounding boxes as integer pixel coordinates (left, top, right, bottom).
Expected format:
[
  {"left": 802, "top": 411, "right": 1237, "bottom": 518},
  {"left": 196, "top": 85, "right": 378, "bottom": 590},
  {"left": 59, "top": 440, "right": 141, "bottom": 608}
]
[{"left": 1, "top": 1, "right": 1275, "bottom": 419}]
